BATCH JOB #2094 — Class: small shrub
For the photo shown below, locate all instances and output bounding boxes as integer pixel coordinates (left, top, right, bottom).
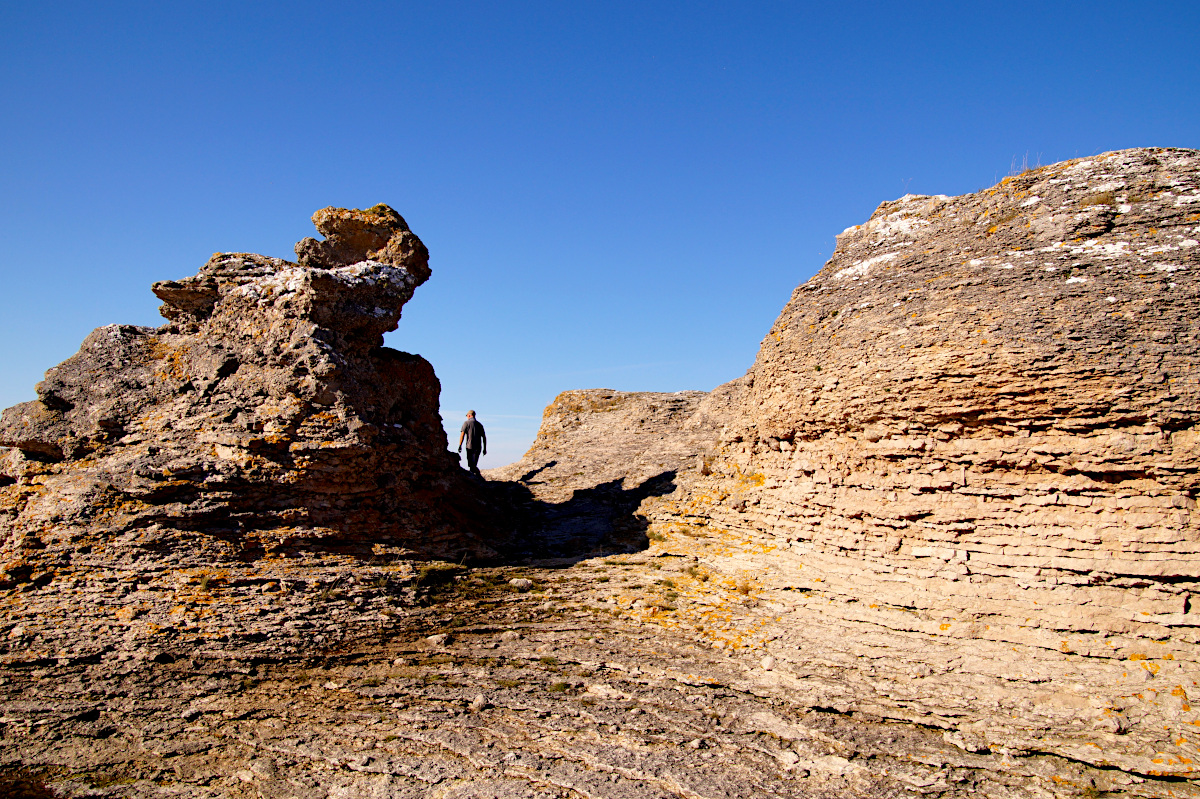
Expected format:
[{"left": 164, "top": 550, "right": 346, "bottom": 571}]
[
  {"left": 539, "top": 656, "right": 559, "bottom": 666},
  {"left": 647, "top": 530, "right": 665, "bottom": 542},
  {"left": 416, "top": 562, "right": 465, "bottom": 587},
  {"left": 362, "top": 676, "right": 383, "bottom": 687},
  {"left": 1080, "top": 191, "right": 1117, "bottom": 207},
  {"left": 736, "top": 579, "right": 753, "bottom": 595},
  {"left": 548, "top": 681, "right": 570, "bottom": 693},
  {"left": 496, "top": 679, "right": 520, "bottom": 688}
]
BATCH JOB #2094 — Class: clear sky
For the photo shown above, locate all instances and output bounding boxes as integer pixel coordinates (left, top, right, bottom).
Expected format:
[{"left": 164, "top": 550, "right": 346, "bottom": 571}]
[{"left": 2, "top": 1, "right": 1198, "bottom": 466}]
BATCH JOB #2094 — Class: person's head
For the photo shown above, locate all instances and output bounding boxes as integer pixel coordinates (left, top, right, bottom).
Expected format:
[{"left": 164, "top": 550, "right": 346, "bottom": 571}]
[{"left": 466, "top": 410, "right": 475, "bottom": 418}]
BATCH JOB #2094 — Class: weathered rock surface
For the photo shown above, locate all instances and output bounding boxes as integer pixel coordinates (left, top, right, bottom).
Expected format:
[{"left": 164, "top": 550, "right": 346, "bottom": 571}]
[
  {"left": 488, "top": 388, "right": 732, "bottom": 503},
  {"left": 640, "top": 148, "right": 1200, "bottom": 784},
  {"left": 4, "top": 150, "right": 1200, "bottom": 798},
  {"left": 3, "top": 557, "right": 1159, "bottom": 798},
  {"left": 0, "top": 204, "right": 491, "bottom": 579},
  {"left": 477, "top": 148, "right": 1200, "bottom": 792}
]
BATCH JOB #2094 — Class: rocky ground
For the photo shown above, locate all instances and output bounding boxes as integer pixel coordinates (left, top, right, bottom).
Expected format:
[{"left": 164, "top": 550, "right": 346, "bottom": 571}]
[{"left": 3, "top": 550, "right": 1175, "bottom": 799}]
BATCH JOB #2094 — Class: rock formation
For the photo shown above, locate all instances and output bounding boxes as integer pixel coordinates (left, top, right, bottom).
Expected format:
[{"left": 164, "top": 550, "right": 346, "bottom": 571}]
[
  {"left": 644, "top": 147, "right": 1200, "bottom": 780},
  {"left": 3, "top": 151, "right": 1199, "bottom": 798},
  {"left": 488, "top": 388, "right": 727, "bottom": 501},
  {"left": 0, "top": 204, "right": 491, "bottom": 581},
  {"left": 494, "top": 147, "right": 1200, "bottom": 787}
]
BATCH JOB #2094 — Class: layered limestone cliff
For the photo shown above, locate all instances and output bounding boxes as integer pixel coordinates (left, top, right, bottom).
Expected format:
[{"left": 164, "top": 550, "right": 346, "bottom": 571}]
[
  {"left": 0, "top": 205, "right": 491, "bottom": 581},
  {"left": 503, "top": 148, "right": 1200, "bottom": 785},
  {"left": 652, "top": 147, "right": 1200, "bottom": 779}
]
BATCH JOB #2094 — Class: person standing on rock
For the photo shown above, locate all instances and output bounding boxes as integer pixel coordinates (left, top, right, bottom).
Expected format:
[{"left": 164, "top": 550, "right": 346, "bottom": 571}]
[{"left": 458, "top": 410, "right": 487, "bottom": 477}]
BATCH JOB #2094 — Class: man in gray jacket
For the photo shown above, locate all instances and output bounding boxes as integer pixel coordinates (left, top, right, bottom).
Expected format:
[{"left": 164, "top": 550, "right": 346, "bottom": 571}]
[{"left": 457, "top": 410, "right": 487, "bottom": 476}]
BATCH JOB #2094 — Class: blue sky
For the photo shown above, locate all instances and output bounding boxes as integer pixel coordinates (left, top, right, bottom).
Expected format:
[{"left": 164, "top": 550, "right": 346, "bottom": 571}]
[{"left": 2, "top": 1, "right": 1198, "bottom": 466}]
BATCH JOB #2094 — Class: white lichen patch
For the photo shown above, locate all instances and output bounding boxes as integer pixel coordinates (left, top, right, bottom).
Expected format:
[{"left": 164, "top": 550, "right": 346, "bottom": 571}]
[
  {"left": 1066, "top": 276, "right": 1088, "bottom": 284},
  {"left": 834, "top": 252, "right": 900, "bottom": 280},
  {"left": 236, "top": 268, "right": 308, "bottom": 303},
  {"left": 1020, "top": 196, "right": 1042, "bottom": 207},
  {"left": 335, "top": 261, "right": 415, "bottom": 290},
  {"left": 1067, "top": 241, "right": 1131, "bottom": 259}
]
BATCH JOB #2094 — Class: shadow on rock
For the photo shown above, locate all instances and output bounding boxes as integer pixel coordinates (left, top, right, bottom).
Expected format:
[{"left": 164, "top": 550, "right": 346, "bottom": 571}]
[{"left": 482, "top": 470, "right": 677, "bottom": 565}]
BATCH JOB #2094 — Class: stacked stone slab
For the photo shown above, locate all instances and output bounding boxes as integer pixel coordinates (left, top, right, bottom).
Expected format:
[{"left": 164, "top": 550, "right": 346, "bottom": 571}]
[
  {"left": 0, "top": 205, "right": 493, "bottom": 585},
  {"left": 645, "top": 147, "right": 1200, "bottom": 778}
]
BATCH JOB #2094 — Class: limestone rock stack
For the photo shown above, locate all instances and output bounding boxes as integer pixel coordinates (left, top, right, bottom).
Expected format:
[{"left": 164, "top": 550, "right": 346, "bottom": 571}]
[
  {"left": 0, "top": 205, "right": 491, "bottom": 579},
  {"left": 645, "top": 148, "right": 1200, "bottom": 777}
]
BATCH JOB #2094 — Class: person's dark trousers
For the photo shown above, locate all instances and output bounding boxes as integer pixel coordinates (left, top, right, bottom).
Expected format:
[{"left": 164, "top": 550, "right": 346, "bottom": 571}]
[{"left": 466, "top": 447, "right": 482, "bottom": 476}]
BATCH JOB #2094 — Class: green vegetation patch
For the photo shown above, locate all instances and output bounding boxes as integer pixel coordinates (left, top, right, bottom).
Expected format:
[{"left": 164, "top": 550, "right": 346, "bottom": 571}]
[{"left": 415, "top": 561, "right": 466, "bottom": 587}]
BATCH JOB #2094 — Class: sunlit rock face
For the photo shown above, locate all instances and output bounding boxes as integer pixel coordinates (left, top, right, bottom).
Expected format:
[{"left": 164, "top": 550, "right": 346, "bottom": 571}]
[
  {"left": 0, "top": 205, "right": 493, "bottom": 573},
  {"left": 637, "top": 149, "right": 1199, "bottom": 778}
]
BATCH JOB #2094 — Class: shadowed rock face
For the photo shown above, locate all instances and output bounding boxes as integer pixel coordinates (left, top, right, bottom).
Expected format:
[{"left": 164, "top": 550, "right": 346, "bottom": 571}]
[{"left": 0, "top": 205, "right": 492, "bottom": 571}]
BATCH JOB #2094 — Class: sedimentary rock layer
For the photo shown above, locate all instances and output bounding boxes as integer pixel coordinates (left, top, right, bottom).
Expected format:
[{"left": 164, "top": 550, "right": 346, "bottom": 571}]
[
  {"left": 649, "top": 147, "right": 1200, "bottom": 779},
  {"left": 498, "top": 149, "right": 1200, "bottom": 785},
  {"left": 0, "top": 205, "right": 491, "bottom": 580}
]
